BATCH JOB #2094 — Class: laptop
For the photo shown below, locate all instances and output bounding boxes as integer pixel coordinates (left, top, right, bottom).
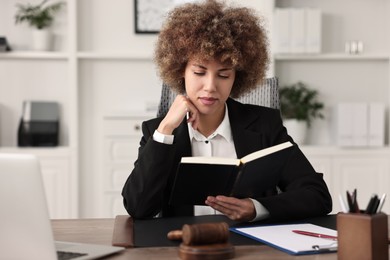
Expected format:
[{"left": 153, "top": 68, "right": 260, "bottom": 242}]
[{"left": 0, "top": 153, "right": 124, "bottom": 260}]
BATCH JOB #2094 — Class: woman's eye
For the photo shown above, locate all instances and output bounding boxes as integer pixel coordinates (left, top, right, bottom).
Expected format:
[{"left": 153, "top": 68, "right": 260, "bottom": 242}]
[
  {"left": 219, "top": 74, "right": 230, "bottom": 79},
  {"left": 194, "top": 71, "right": 205, "bottom": 76}
]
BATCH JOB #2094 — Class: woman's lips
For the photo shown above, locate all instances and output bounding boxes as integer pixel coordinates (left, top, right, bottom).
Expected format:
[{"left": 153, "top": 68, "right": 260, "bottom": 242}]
[{"left": 199, "top": 97, "right": 217, "bottom": 105}]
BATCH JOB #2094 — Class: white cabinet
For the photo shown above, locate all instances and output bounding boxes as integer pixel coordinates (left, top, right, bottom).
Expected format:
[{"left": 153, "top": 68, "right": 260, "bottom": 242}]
[
  {"left": 39, "top": 155, "right": 73, "bottom": 219},
  {"left": 302, "top": 146, "right": 390, "bottom": 214},
  {"left": 332, "top": 155, "right": 390, "bottom": 213},
  {"left": 0, "top": 147, "right": 76, "bottom": 219},
  {"left": 100, "top": 112, "right": 154, "bottom": 218}
]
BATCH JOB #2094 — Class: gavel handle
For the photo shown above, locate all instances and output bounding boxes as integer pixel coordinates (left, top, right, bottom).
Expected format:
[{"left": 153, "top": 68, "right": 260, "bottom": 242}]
[{"left": 167, "top": 230, "right": 183, "bottom": 240}]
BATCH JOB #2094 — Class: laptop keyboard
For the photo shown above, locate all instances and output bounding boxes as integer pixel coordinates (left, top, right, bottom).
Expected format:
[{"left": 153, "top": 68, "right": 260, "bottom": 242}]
[{"left": 57, "top": 251, "right": 88, "bottom": 260}]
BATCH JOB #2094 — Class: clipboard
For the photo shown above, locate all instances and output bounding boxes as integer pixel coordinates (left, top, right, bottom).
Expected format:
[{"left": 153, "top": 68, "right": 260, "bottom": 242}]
[{"left": 230, "top": 223, "right": 337, "bottom": 255}]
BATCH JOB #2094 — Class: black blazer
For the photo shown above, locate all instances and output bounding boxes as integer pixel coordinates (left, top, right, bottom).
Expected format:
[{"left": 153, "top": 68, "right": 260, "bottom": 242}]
[{"left": 122, "top": 98, "right": 332, "bottom": 221}]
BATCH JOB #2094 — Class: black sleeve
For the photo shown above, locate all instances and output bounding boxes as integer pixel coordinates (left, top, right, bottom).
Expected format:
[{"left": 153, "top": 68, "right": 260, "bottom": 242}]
[
  {"left": 121, "top": 120, "right": 177, "bottom": 218},
  {"left": 258, "top": 110, "right": 332, "bottom": 221}
]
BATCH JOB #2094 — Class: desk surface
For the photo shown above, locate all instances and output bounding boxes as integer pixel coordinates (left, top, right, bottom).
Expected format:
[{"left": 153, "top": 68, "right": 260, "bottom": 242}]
[{"left": 52, "top": 218, "right": 338, "bottom": 259}]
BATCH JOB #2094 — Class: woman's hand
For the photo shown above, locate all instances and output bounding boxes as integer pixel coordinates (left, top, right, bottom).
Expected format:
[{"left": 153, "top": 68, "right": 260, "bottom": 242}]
[
  {"left": 158, "top": 95, "right": 199, "bottom": 134},
  {"left": 205, "top": 195, "right": 256, "bottom": 222}
]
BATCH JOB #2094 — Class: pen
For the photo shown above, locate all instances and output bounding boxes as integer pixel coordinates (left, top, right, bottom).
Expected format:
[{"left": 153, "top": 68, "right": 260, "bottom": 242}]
[
  {"left": 376, "top": 193, "right": 387, "bottom": 213},
  {"left": 346, "top": 190, "right": 354, "bottom": 212},
  {"left": 338, "top": 194, "right": 349, "bottom": 213},
  {"left": 365, "top": 194, "right": 379, "bottom": 214},
  {"left": 346, "top": 189, "right": 359, "bottom": 213},
  {"left": 351, "top": 189, "right": 359, "bottom": 213},
  {"left": 292, "top": 230, "right": 337, "bottom": 241}
]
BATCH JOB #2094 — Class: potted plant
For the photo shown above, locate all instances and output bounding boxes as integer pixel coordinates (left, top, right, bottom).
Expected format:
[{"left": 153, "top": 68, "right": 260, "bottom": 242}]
[
  {"left": 279, "top": 81, "right": 324, "bottom": 144},
  {"left": 14, "top": 0, "right": 65, "bottom": 51}
]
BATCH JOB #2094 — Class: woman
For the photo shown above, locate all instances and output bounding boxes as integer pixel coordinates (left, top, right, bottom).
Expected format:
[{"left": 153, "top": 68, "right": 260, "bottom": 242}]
[{"left": 122, "top": 0, "right": 332, "bottom": 222}]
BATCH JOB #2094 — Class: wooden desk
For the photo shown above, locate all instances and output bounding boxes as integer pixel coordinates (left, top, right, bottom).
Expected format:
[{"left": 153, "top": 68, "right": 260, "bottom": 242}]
[{"left": 52, "top": 218, "right": 338, "bottom": 259}]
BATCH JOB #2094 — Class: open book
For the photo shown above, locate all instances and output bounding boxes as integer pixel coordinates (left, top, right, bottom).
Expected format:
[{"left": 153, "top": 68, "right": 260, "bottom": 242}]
[{"left": 169, "top": 141, "right": 293, "bottom": 205}]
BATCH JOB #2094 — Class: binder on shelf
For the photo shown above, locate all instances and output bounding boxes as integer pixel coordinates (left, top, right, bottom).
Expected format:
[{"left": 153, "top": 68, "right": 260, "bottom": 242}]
[
  {"left": 336, "top": 103, "right": 354, "bottom": 146},
  {"left": 305, "top": 8, "right": 322, "bottom": 54},
  {"left": 336, "top": 103, "right": 379, "bottom": 147},
  {"left": 352, "top": 103, "right": 368, "bottom": 147},
  {"left": 290, "top": 8, "right": 305, "bottom": 53},
  {"left": 274, "top": 8, "right": 291, "bottom": 53},
  {"left": 368, "top": 103, "right": 385, "bottom": 147},
  {"left": 274, "top": 8, "right": 323, "bottom": 54}
]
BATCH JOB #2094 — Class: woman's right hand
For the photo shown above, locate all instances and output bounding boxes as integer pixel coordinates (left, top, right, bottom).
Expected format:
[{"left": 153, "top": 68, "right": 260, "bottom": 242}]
[{"left": 157, "top": 95, "right": 199, "bottom": 135}]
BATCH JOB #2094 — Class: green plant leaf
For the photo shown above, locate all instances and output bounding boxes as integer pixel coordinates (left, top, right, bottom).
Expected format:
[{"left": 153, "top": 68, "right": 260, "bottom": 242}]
[
  {"left": 14, "top": 0, "right": 65, "bottom": 29},
  {"left": 279, "top": 81, "right": 324, "bottom": 127}
]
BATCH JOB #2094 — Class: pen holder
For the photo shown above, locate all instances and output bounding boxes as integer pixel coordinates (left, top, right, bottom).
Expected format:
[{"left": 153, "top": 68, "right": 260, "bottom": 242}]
[{"left": 337, "top": 212, "right": 388, "bottom": 260}]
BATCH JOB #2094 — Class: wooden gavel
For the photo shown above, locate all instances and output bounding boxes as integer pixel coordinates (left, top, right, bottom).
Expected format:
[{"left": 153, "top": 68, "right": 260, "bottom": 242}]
[{"left": 167, "top": 222, "right": 229, "bottom": 245}]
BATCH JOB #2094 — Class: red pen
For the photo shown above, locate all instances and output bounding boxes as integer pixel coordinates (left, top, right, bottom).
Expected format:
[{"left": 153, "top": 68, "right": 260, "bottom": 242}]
[{"left": 292, "top": 230, "right": 337, "bottom": 241}]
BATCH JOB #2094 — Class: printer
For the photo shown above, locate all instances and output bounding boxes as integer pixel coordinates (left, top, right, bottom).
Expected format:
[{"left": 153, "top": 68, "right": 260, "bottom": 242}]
[{"left": 18, "top": 101, "right": 59, "bottom": 147}]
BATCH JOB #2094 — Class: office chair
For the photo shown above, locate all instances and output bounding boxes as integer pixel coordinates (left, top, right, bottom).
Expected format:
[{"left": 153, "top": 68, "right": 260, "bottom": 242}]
[{"left": 156, "top": 77, "right": 280, "bottom": 117}]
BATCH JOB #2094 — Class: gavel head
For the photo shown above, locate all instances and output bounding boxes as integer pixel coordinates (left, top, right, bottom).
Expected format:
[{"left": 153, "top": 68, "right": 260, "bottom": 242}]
[
  {"left": 181, "top": 222, "right": 229, "bottom": 245},
  {"left": 167, "top": 222, "right": 235, "bottom": 259}
]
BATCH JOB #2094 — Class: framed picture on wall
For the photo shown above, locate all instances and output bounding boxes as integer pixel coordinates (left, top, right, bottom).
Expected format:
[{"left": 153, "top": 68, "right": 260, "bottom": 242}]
[{"left": 134, "top": 0, "right": 196, "bottom": 34}]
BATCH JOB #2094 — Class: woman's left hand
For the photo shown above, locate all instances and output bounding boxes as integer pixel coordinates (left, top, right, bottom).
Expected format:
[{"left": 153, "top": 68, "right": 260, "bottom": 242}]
[{"left": 205, "top": 195, "right": 256, "bottom": 222}]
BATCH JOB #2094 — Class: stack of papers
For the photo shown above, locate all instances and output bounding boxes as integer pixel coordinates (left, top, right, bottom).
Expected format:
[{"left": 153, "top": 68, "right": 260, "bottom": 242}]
[{"left": 230, "top": 223, "right": 337, "bottom": 255}]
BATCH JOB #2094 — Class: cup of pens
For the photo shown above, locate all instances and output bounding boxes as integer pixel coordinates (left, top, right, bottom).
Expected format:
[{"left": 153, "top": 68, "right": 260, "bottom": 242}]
[{"left": 337, "top": 190, "right": 389, "bottom": 260}]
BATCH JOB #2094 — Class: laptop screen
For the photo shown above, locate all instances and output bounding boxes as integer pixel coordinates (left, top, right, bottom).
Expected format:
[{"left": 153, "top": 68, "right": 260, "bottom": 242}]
[
  {"left": 0, "top": 153, "right": 124, "bottom": 260},
  {"left": 0, "top": 153, "right": 57, "bottom": 259}
]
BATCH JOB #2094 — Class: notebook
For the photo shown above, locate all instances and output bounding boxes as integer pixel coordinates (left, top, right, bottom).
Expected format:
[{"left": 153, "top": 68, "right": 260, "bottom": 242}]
[{"left": 0, "top": 153, "right": 124, "bottom": 260}]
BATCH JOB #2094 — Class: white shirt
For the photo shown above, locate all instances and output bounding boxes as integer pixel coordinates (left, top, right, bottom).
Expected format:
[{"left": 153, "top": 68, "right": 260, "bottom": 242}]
[{"left": 153, "top": 105, "right": 269, "bottom": 221}]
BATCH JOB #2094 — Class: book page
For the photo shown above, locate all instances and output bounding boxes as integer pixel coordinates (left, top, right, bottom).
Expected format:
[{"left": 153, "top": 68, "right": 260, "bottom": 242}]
[
  {"left": 181, "top": 156, "right": 240, "bottom": 166},
  {"left": 240, "top": 141, "right": 293, "bottom": 164},
  {"left": 232, "top": 223, "right": 337, "bottom": 255}
]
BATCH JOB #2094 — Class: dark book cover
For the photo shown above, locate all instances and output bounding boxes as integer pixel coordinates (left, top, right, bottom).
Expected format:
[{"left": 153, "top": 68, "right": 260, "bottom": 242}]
[{"left": 169, "top": 141, "right": 294, "bottom": 206}]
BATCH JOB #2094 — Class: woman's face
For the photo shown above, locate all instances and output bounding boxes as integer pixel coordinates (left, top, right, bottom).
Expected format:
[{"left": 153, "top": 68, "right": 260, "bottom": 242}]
[{"left": 184, "top": 58, "right": 235, "bottom": 117}]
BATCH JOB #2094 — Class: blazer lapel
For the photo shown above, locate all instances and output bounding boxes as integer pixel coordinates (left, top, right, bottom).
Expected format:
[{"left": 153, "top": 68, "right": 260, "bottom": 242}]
[
  {"left": 172, "top": 119, "right": 192, "bottom": 161},
  {"left": 227, "top": 98, "right": 264, "bottom": 158},
  {"left": 172, "top": 99, "right": 266, "bottom": 160}
]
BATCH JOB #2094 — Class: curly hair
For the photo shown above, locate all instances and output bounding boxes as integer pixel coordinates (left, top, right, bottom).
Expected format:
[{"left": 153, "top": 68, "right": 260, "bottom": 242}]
[{"left": 154, "top": 0, "right": 269, "bottom": 98}]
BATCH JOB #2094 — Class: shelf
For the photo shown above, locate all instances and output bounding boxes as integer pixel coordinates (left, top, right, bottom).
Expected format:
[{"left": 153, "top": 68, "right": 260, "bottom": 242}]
[
  {"left": 300, "top": 146, "right": 390, "bottom": 156},
  {"left": 0, "top": 51, "right": 68, "bottom": 60},
  {"left": 103, "top": 110, "right": 157, "bottom": 119},
  {"left": 0, "top": 146, "right": 71, "bottom": 157},
  {"left": 274, "top": 53, "right": 390, "bottom": 61},
  {"left": 0, "top": 51, "right": 154, "bottom": 60},
  {"left": 77, "top": 51, "right": 153, "bottom": 60},
  {"left": 1, "top": 51, "right": 387, "bottom": 61}
]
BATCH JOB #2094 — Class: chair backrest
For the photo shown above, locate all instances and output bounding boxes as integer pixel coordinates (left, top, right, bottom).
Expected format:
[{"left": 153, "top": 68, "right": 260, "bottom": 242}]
[{"left": 156, "top": 77, "right": 280, "bottom": 117}]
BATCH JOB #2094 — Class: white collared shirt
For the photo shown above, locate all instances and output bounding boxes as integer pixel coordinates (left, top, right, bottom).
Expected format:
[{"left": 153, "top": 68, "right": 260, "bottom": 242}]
[
  {"left": 188, "top": 105, "right": 236, "bottom": 216},
  {"left": 153, "top": 104, "right": 269, "bottom": 221},
  {"left": 188, "top": 105, "right": 236, "bottom": 159}
]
